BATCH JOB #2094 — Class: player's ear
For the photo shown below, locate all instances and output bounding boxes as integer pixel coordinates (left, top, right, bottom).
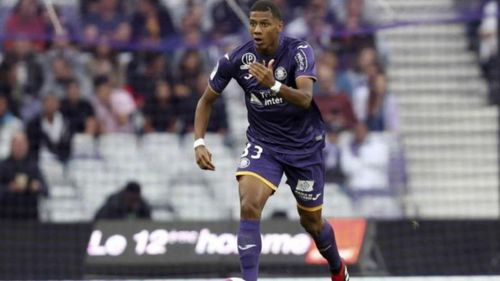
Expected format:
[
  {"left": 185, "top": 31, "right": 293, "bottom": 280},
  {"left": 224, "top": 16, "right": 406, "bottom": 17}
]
[{"left": 276, "top": 19, "right": 283, "bottom": 32}]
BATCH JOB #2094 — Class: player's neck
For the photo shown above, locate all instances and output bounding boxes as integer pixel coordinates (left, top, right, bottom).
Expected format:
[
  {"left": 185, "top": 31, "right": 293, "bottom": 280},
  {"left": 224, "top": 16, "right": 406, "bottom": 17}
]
[{"left": 256, "top": 36, "right": 282, "bottom": 57}]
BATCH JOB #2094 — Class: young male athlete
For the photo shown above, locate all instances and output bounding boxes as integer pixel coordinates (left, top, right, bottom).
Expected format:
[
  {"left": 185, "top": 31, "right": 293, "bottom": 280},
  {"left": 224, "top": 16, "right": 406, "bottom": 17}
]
[{"left": 193, "top": 1, "right": 348, "bottom": 280}]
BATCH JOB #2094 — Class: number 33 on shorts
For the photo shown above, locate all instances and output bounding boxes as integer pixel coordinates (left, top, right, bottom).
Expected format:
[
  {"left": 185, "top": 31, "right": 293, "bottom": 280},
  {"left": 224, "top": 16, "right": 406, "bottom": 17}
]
[{"left": 241, "top": 143, "right": 263, "bottom": 159}]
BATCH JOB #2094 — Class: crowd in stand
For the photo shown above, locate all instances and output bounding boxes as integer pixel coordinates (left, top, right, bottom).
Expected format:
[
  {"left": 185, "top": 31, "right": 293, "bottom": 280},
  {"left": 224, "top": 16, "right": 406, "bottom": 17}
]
[{"left": 0, "top": 0, "right": 406, "bottom": 220}]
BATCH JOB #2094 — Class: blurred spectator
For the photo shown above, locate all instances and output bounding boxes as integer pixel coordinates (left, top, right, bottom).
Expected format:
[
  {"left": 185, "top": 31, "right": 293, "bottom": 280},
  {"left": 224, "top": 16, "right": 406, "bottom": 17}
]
[
  {"left": 195, "top": 72, "right": 228, "bottom": 135},
  {"left": 86, "top": 41, "right": 122, "bottom": 85},
  {"left": 478, "top": 0, "right": 498, "bottom": 71},
  {"left": 42, "top": 37, "right": 91, "bottom": 98},
  {"left": 340, "top": 123, "right": 402, "bottom": 218},
  {"left": 323, "top": 124, "right": 345, "bottom": 185},
  {"left": 94, "top": 181, "right": 151, "bottom": 220},
  {"left": 142, "top": 79, "right": 177, "bottom": 133},
  {"left": 172, "top": 83, "right": 198, "bottom": 134},
  {"left": 337, "top": 46, "right": 379, "bottom": 121},
  {"left": 0, "top": 40, "right": 44, "bottom": 119},
  {"left": 365, "top": 72, "right": 400, "bottom": 132},
  {"left": 60, "top": 79, "right": 97, "bottom": 135},
  {"left": 209, "top": 0, "right": 244, "bottom": 39},
  {"left": 0, "top": 131, "right": 48, "bottom": 220},
  {"left": 285, "top": 0, "right": 335, "bottom": 47},
  {"left": 131, "top": 0, "right": 177, "bottom": 46},
  {"left": 40, "top": 55, "right": 76, "bottom": 98},
  {"left": 91, "top": 76, "right": 136, "bottom": 133},
  {"left": 177, "top": 49, "right": 205, "bottom": 87},
  {"left": 127, "top": 52, "right": 172, "bottom": 103},
  {"left": 314, "top": 63, "right": 357, "bottom": 131},
  {"left": 0, "top": 94, "right": 24, "bottom": 160},
  {"left": 178, "top": 1, "right": 205, "bottom": 48},
  {"left": 3, "top": 0, "right": 47, "bottom": 51},
  {"left": 83, "top": 0, "right": 131, "bottom": 44},
  {"left": 27, "top": 94, "right": 72, "bottom": 163}
]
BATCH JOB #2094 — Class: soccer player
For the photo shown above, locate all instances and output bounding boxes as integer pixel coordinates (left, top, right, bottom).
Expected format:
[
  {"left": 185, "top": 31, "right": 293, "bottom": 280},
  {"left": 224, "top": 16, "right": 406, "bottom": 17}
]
[{"left": 193, "top": 1, "right": 348, "bottom": 280}]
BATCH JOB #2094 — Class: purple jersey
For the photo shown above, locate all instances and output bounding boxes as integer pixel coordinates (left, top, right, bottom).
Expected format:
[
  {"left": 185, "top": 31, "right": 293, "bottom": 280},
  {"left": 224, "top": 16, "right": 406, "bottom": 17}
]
[{"left": 209, "top": 36, "right": 325, "bottom": 154}]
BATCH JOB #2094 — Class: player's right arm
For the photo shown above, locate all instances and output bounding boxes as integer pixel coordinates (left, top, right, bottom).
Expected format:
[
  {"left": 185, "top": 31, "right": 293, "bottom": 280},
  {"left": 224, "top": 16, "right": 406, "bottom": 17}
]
[
  {"left": 194, "top": 53, "right": 234, "bottom": 171},
  {"left": 194, "top": 86, "right": 219, "bottom": 171}
]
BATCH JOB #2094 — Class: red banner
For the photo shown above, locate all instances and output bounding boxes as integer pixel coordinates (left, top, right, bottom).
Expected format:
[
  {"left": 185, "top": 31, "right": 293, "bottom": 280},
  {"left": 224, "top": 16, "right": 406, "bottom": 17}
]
[{"left": 305, "top": 219, "right": 367, "bottom": 265}]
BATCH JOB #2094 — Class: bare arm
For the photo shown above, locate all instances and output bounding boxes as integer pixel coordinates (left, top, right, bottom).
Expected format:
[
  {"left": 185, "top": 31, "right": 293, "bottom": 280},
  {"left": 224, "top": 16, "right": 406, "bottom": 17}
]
[
  {"left": 249, "top": 60, "right": 313, "bottom": 109},
  {"left": 193, "top": 86, "right": 220, "bottom": 171}
]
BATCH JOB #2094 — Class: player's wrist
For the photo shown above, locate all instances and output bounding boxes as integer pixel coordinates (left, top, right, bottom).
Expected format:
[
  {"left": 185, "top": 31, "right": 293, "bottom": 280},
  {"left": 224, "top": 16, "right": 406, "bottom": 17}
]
[
  {"left": 270, "top": 80, "right": 282, "bottom": 94},
  {"left": 193, "top": 138, "right": 205, "bottom": 149}
]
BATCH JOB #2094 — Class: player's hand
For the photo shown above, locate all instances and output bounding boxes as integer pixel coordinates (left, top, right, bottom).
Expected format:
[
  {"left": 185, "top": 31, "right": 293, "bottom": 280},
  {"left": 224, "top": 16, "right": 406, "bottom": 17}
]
[
  {"left": 249, "top": 59, "right": 275, "bottom": 88},
  {"left": 195, "top": 146, "right": 215, "bottom": 171}
]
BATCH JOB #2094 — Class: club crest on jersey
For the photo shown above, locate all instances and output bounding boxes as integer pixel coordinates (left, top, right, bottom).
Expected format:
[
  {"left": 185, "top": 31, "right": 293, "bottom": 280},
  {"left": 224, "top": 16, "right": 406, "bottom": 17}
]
[
  {"left": 239, "top": 157, "right": 251, "bottom": 168},
  {"left": 274, "top": 66, "right": 287, "bottom": 81},
  {"left": 240, "top": 53, "right": 256, "bottom": 70}
]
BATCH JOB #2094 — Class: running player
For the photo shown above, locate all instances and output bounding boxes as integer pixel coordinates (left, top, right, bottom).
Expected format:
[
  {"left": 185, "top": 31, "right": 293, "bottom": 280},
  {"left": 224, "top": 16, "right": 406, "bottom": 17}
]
[{"left": 194, "top": 1, "right": 348, "bottom": 280}]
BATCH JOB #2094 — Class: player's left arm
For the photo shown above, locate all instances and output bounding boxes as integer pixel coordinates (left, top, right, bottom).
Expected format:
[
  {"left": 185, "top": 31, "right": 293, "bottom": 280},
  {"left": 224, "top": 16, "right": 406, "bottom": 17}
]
[{"left": 249, "top": 60, "right": 313, "bottom": 109}]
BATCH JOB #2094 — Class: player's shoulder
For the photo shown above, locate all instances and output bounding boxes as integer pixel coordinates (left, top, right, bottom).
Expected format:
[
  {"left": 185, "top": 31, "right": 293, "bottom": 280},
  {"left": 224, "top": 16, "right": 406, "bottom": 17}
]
[
  {"left": 225, "top": 40, "right": 255, "bottom": 62},
  {"left": 283, "top": 36, "right": 313, "bottom": 52}
]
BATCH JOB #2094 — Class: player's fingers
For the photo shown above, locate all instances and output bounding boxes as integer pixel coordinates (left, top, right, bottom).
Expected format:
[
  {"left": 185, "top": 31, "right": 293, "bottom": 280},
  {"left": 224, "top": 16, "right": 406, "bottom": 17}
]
[{"left": 268, "top": 59, "right": 274, "bottom": 70}]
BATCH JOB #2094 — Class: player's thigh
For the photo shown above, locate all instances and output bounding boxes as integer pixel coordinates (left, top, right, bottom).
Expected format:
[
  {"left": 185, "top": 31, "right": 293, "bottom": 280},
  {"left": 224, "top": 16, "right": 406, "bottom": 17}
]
[
  {"left": 283, "top": 150, "right": 325, "bottom": 212},
  {"left": 235, "top": 142, "right": 283, "bottom": 208}
]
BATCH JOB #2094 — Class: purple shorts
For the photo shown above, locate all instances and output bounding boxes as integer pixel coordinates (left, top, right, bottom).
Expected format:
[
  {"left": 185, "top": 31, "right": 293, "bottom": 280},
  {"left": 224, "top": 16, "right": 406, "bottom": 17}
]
[{"left": 235, "top": 141, "right": 325, "bottom": 211}]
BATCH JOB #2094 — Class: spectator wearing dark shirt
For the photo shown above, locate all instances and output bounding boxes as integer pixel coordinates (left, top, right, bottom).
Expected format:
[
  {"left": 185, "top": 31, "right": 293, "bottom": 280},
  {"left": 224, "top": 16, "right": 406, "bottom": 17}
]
[
  {"left": 127, "top": 52, "right": 172, "bottom": 103},
  {"left": 0, "top": 132, "right": 48, "bottom": 220},
  {"left": 27, "top": 94, "right": 72, "bottom": 163},
  {"left": 143, "top": 79, "right": 177, "bottom": 133},
  {"left": 60, "top": 79, "right": 97, "bottom": 135},
  {"left": 83, "top": 0, "right": 131, "bottom": 44},
  {"left": 95, "top": 181, "right": 151, "bottom": 220},
  {"left": 131, "top": 0, "right": 177, "bottom": 46}
]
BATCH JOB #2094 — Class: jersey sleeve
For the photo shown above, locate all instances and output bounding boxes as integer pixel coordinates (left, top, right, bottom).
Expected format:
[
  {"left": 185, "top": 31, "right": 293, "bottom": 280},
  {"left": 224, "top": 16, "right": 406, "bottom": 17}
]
[
  {"left": 208, "top": 54, "right": 233, "bottom": 94},
  {"left": 293, "top": 43, "right": 317, "bottom": 81}
]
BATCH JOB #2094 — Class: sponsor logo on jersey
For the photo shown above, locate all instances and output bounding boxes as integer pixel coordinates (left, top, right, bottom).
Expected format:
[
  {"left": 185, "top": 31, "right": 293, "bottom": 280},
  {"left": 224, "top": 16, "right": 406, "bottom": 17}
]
[
  {"left": 274, "top": 66, "right": 287, "bottom": 81},
  {"left": 250, "top": 93, "right": 263, "bottom": 106},
  {"left": 294, "top": 50, "right": 308, "bottom": 71},
  {"left": 240, "top": 53, "right": 256, "bottom": 70},
  {"left": 296, "top": 180, "right": 315, "bottom": 192},
  {"left": 239, "top": 157, "right": 251, "bottom": 168}
]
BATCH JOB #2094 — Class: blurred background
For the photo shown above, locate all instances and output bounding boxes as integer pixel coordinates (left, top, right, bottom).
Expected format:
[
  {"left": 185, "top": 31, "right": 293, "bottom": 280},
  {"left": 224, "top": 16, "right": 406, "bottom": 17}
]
[{"left": 0, "top": 0, "right": 498, "bottom": 280}]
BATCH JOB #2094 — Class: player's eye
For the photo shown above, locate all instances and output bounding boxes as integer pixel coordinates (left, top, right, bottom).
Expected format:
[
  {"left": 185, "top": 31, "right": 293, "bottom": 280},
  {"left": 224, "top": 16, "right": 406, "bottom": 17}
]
[
  {"left": 261, "top": 22, "right": 270, "bottom": 27},
  {"left": 250, "top": 21, "right": 257, "bottom": 27}
]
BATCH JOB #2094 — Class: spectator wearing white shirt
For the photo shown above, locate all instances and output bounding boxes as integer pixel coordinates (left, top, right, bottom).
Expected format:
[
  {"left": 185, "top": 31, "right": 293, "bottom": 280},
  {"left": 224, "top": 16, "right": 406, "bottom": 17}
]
[{"left": 340, "top": 123, "right": 402, "bottom": 218}]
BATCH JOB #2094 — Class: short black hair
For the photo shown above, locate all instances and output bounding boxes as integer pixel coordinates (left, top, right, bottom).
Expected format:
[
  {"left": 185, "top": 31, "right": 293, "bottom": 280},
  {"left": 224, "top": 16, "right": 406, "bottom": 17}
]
[{"left": 250, "top": 0, "right": 282, "bottom": 20}]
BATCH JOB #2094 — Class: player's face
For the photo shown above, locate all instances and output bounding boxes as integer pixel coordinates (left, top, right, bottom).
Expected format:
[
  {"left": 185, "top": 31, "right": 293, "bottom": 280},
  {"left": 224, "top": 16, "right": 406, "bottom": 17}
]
[{"left": 249, "top": 11, "right": 283, "bottom": 54}]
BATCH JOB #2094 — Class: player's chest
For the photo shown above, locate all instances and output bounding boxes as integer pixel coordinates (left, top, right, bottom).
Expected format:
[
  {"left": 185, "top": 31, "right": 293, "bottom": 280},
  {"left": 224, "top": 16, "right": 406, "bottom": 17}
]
[{"left": 235, "top": 52, "right": 294, "bottom": 90}]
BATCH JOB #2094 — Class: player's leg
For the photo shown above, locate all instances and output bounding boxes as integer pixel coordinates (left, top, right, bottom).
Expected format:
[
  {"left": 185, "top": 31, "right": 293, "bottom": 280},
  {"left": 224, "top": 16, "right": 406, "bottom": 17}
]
[
  {"left": 235, "top": 143, "right": 283, "bottom": 281},
  {"left": 283, "top": 149, "right": 347, "bottom": 280},
  {"left": 297, "top": 207, "right": 346, "bottom": 279},
  {"left": 235, "top": 176, "right": 273, "bottom": 281}
]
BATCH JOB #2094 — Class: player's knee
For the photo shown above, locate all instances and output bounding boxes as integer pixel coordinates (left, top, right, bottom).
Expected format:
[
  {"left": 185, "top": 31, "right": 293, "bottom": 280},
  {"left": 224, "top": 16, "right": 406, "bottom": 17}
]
[
  {"left": 300, "top": 215, "right": 323, "bottom": 236},
  {"left": 240, "top": 199, "right": 263, "bottom": 220}
]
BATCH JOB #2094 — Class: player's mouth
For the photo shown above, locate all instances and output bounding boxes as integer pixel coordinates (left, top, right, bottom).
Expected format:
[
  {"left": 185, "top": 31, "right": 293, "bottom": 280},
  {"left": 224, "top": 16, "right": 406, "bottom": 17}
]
[{"left": 254, "top": 37, "right": 264, "bottom": 46}]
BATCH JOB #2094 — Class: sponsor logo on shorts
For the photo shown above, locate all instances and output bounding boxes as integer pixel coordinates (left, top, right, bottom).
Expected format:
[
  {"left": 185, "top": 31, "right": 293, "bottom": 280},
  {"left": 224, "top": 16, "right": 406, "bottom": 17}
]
[
  {"left": 296, "top": 180, "right": 314, "bottom": 192},
  {"left": 295, "top": 191, "right": 322, "bottom": 201},
  {"left": 239, "top": 157, "right": 251, "bottom": 168}
]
